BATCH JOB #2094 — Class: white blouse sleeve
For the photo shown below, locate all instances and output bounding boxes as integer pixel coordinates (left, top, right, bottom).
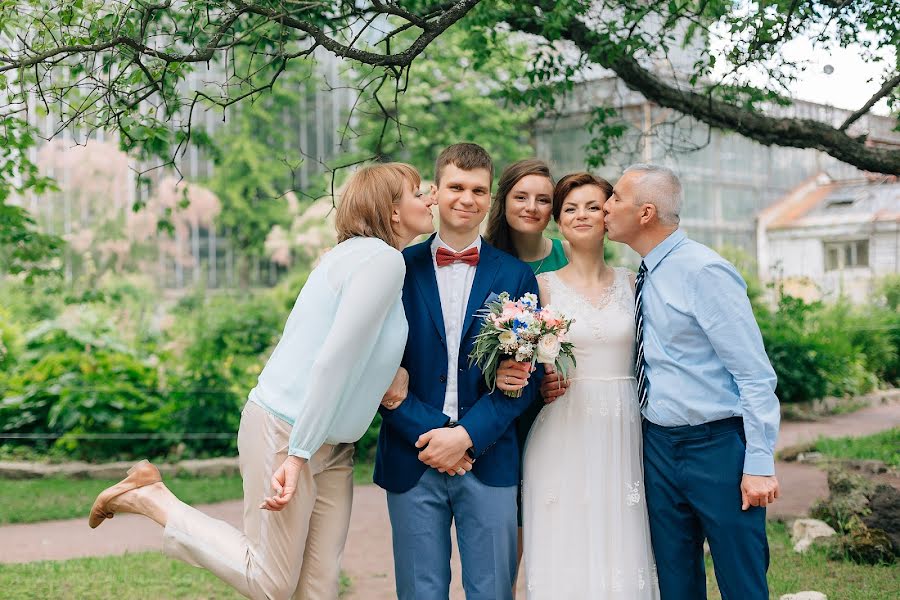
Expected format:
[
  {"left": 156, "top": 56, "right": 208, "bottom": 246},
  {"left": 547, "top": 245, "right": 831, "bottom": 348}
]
[{"left": 287, "top": 244, "right": 406, "bottom": 459}]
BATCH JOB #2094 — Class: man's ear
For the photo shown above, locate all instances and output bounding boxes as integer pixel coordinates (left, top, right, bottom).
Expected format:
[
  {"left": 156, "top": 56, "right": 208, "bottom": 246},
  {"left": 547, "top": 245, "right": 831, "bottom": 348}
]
[
  {"left": 639, "top": 203, "right": 657, "bottom": 226},
  {"left": 430, "top": 183, "right": 438, "bottom": 198}
]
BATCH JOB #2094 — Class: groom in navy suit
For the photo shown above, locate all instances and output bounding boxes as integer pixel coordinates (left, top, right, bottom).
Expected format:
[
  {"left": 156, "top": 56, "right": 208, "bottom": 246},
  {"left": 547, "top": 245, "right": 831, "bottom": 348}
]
[{"left": 375, "top": 143, "right": 541, "bottom": 600}]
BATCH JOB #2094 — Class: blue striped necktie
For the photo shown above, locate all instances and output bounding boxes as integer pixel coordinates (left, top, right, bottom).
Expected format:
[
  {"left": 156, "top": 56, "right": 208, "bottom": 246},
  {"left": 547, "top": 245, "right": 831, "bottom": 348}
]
[{"left": 634, "top": 261, "right": 649, "bottom": 413}]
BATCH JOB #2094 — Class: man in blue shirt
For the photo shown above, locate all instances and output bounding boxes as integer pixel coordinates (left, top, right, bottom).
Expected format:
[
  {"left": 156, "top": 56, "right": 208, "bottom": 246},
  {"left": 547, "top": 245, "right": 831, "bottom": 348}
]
[{"left": 603, "top": 164, "right": 780, "bottom": 600}]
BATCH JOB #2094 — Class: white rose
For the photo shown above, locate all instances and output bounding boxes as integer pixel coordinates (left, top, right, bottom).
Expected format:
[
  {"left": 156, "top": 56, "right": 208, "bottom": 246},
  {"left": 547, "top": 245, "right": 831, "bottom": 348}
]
[
  {"left": 515, "top": 342, "right": 534, "bottom": 362},
  {"left": 499, "top": 330, "right": 517, "bottom": 347},
  {"left": 536, "top": 333, "right": 561, "bottom": 364}
]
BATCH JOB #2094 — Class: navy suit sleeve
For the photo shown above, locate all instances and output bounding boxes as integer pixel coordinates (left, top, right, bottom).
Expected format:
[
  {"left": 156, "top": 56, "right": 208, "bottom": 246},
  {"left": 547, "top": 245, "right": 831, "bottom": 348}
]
[
  {"left": 378, "top": 389, "right": 449, "bottom": 446},
  {"left": 458, "top": 267, "right": 543, "bottom": 456}
]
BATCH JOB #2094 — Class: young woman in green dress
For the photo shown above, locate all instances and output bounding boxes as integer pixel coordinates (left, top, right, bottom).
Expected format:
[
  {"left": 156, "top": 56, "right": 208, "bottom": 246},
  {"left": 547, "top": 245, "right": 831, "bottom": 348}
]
[
  {"left": 485, "top": 158, "right": 568, "bottom": 596},
  {"left": 486, "top": 159, "right": 568, "bottom": 275}
]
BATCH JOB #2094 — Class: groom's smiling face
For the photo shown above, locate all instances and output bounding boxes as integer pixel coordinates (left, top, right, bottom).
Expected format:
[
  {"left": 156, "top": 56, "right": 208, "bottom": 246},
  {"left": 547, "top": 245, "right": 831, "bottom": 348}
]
[{"left": 432, "top": 164, "right": 492, "bottom": 238}]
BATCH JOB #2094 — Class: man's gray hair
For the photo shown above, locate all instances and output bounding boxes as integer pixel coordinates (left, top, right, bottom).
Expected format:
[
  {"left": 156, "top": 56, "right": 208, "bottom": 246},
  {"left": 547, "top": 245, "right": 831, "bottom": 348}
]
[{"left": 623, "top": 164, "right": 683, "bottom": 225}]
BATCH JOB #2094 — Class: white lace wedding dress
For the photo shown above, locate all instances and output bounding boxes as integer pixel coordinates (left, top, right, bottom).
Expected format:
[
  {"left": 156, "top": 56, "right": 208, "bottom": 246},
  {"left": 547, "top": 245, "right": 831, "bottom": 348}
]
[{"left": 523, "top": 268, "right": 660, "bottom": 599}]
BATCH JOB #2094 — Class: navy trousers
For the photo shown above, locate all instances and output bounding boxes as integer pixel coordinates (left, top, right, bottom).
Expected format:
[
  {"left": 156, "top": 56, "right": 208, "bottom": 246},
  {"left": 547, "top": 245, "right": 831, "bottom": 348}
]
[{"left": 643, "top": 416, "right": 769, "bottom": 600}]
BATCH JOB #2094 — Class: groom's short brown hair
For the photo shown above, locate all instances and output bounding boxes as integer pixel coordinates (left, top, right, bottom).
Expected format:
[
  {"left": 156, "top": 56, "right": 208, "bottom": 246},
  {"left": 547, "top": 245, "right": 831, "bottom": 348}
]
[{"left": 434, "top": 143, "right": 493, "bottom": 187}]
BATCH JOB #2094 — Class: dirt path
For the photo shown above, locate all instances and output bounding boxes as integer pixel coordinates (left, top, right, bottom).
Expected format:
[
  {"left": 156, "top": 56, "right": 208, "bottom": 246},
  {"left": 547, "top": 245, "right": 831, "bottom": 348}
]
[{"left": 1, "top": 398, "right": 897, "bottom": 600}]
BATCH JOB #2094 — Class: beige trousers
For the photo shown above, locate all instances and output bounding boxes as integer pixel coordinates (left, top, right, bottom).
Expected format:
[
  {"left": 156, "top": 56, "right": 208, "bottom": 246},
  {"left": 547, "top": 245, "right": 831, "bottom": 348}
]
[{"left": 163, "top": 401, "right": 354, "bottom": 600}]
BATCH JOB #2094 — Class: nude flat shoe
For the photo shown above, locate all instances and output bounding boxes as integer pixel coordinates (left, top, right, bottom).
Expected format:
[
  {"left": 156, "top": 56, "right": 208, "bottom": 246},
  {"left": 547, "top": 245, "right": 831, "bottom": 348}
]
[{"left": 88, "top": 459, "right": 162, "bottom": 529}]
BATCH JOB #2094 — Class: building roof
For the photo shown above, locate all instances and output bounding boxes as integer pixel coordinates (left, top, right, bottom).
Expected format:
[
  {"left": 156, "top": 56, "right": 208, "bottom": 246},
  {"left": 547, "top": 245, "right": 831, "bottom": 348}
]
[{"left": 760, "top": 174, "right": 900, "bottom": 230}]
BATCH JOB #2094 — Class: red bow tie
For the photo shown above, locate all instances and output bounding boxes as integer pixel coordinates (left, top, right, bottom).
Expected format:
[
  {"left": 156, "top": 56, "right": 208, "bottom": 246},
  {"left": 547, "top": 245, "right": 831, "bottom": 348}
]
[{"left": 436, "top": 246, "right": 480, "bottom": 267}]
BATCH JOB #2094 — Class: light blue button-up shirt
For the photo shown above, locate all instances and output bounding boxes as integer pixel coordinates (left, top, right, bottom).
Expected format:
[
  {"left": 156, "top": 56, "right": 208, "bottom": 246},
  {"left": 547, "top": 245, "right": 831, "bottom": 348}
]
[
  {"left": 640, "top": 228, "right": 780, "bottom": 475},
  {"left": 248, "top": 237, "right": 408, "bottom": 459}
]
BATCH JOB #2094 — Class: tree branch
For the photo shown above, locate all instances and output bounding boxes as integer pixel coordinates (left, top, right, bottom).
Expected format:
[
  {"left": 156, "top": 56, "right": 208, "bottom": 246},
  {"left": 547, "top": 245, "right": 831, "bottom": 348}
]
[
  {"left": 504, "top": 6, "right": 900, "bottom": 175},
  {"left": 236, "top": 0, "right": 480, "bottom": 67},
  {"left": 840, "top": 71, "right": 900, "bottom": 132}
]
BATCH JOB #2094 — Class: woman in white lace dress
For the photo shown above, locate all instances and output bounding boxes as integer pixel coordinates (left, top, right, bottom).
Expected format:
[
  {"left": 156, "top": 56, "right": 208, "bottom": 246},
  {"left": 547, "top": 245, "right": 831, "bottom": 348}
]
[{"left": 520, "top": 172, "right": 659, "bottom": 598}]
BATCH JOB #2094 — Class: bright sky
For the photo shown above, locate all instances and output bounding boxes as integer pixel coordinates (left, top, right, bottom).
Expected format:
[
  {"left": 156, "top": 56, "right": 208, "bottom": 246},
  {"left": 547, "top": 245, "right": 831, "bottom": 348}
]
[
  {"left": 777, "top": 38, "right": 895, "bottom": 114},
  {"left": 708, "top": 24, "right": 896, "bottom": 115}
]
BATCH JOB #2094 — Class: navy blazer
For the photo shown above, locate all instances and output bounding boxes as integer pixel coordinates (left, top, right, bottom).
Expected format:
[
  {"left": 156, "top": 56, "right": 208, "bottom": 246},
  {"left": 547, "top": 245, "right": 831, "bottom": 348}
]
[{"left": 374, "top": 236, "right": 542, "bottom": 494}]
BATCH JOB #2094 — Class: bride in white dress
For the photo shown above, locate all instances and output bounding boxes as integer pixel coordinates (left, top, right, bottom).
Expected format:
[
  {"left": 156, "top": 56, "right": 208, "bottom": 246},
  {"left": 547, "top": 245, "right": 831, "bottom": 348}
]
[{"left": 521, "top": 173, "right": 659, "bottom": 598}]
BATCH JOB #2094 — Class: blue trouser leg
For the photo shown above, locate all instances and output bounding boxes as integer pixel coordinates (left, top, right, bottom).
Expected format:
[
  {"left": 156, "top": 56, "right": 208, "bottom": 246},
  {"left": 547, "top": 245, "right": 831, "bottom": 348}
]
[
  {"left": 644, "top": 423, "right": 707, "bottom": 600},
  {"left": 685, "top": 427, "right": 769, "bottom": 600},
  {"left": 644, "top": 418, "right": 769, "bottom": 600},
  {"left": 386, "top": 468, "right": 452, "bottom": 600},
  {"left": 449, "top": 473, "right": 517, "bottom": 600}
]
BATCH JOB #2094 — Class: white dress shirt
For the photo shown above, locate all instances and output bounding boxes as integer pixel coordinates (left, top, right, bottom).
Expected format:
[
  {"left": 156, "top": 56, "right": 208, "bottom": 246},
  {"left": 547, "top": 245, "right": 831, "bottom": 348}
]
[{"left": 431, "top": 233, "right": 482, "bottom": 421}]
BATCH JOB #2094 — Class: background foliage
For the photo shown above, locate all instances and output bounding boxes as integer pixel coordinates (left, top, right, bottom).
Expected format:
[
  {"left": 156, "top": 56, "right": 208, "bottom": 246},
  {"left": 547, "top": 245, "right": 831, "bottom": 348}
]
[{"left": 1, "top": 265, "right": 897, "bottom": 462}]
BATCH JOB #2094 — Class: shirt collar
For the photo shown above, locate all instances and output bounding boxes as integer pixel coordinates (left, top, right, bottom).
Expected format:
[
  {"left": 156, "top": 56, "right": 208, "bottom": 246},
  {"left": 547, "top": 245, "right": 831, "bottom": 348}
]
[
  {"left": 431, "top": 233, "right": 482, "bottom": 256},
  {"left": 642, "top": 228, "right": 686, "bottom": 273}
]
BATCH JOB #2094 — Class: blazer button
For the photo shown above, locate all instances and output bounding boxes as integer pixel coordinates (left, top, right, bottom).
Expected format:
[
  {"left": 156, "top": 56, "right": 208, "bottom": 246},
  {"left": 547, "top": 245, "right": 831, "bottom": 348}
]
[{"left": 439, "top": 375, "right": 447, "bottom": 383}]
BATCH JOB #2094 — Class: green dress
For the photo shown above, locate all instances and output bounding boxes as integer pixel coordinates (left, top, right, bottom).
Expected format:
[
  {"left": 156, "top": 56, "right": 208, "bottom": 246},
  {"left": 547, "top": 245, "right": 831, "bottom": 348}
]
[
  {"left": 517, "top": 237, "right": 568, "bottom": 524},
  {"left": 524, "top": 237, "right": 568, "bottom": 275}
]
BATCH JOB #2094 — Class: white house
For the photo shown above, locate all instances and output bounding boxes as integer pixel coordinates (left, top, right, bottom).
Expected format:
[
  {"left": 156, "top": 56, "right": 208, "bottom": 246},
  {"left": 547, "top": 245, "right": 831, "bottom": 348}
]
[{"left": 757, "top": 174, "right": 900, "bottom": 304}]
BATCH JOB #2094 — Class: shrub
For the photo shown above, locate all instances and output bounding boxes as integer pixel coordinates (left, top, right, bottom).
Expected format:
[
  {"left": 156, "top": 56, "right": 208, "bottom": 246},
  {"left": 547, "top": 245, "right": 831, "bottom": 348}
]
[
  {"left": 171, "top": 291, "right": 284, "bottom": 456},
  {"left": 0, "top": 347, "right": 174, "bottom": 461},
  {"left": 758, "top": 295, "right": 832, "bottom": 403},
  {"left": 811, "top": 468, "right": 899, "bottom": 565},
  {"left": 818, "top": 301, "right": 895, "bottom": 392},
  {"left": 355, "top": 414, "right": 381, "bottom": 462},
  {"left": 0, "top": 278, "right": 63, "bottom": 325},
  {"left": 876, "top": 274, "right": 900, "bottom": 311},
  {"left": 758, "top": 293, "right": 896, "bottom": 403},
  {"left": 0, "top": 307, "right": 23, "bottom": 374}
]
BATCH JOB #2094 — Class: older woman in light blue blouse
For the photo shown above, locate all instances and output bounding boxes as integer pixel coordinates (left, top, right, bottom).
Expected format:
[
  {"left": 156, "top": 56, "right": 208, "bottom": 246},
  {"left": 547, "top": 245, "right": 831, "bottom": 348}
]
[{"left": 88, "top": 163, "right": 437, "bottom": 600}]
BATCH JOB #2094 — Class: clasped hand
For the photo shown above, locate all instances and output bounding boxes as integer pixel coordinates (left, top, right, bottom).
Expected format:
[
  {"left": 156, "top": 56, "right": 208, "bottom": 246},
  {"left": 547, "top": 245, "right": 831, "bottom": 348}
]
[{"left": 416, "top": 426, "right": 474, "bottom": 476}]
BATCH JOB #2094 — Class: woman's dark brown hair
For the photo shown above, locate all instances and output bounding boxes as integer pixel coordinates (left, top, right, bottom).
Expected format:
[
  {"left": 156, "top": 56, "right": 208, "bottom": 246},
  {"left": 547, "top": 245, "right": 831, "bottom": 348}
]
[
  {"left": 484, "top": 159, "right": 554, "bottom": 258},
  {"left": 552, "top": 172, "right": 614, "bottom": 222}
]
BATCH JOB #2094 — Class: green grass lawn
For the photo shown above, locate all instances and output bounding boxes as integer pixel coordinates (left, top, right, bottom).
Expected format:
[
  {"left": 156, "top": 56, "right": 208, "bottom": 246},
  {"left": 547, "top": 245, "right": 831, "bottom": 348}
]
[
  {"left": 0, "top": 521, "right": 895, "bottom": 599},
  {"left": 704, "top": 521, "right": 899, "bottom": 600},
  {"left": 0, "top": 462, "right": 375, "bottom": 525},
  {"left": 0, "top": 474, "right": 245, "bottom": 525},
  {"left": 813, "top": 427, "right": 900, "bottom": 467},
  {"left": 0, "top": 552, "right": 351, "bottom": 599}
]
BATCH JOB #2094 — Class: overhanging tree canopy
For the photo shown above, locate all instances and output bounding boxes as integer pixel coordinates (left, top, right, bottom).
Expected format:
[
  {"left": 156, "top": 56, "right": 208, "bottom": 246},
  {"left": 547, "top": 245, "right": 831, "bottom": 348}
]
[{"left": 1, "top": 0, "right": 898, "bottom": 177}]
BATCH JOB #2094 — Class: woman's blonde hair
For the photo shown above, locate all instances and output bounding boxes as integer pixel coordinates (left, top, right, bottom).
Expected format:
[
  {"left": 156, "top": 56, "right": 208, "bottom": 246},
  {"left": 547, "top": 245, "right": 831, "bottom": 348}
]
[{"left": 335, "top": 162, "right": 421, "bottom": 247}]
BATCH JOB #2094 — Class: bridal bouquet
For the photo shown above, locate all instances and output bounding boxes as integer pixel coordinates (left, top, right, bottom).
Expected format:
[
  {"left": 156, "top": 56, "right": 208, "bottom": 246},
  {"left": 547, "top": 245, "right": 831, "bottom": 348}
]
[{"left": 468, "top": 292, "right": 576, "bottom": 397}]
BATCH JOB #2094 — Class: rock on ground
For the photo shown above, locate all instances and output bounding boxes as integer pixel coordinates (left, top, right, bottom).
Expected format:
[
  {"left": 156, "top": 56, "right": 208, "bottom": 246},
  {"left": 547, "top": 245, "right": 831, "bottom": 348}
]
[{"left": 791, "top": 518, "right": 837, "bottom": 553}]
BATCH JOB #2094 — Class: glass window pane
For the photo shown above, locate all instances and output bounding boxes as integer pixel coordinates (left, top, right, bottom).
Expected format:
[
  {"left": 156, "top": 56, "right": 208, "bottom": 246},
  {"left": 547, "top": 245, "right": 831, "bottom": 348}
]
[
  {"left": 825, "top": 245, "right": 839, "bottom": 271},
  {"left": 721, "top": 188, "right": 760, "bottom": 221},
  {"left": 682, "top": 183, "right": 716, "bottom": 219},
  {"left": 856, "top": 241, "right": 869, "bottom": 267}
]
